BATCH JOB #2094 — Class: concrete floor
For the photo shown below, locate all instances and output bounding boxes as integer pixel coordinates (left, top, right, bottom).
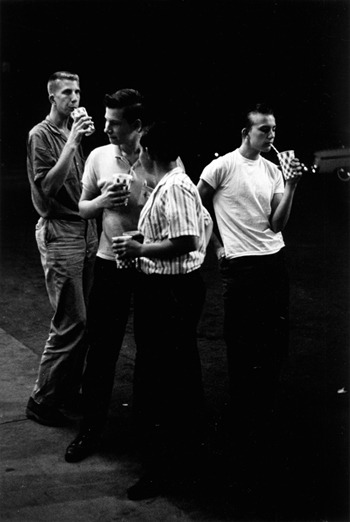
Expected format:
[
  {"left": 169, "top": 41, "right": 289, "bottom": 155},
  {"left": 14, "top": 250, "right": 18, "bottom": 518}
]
[
  {"left": 0, "top": 328, "right": 209, "bottom": 522},
  {"left": 0, "top": 165, "right": 349, "bottom": 521}
]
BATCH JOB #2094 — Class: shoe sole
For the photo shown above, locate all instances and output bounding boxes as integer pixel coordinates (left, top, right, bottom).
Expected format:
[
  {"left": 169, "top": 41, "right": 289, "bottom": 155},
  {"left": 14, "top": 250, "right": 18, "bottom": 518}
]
[{"left": 26, "top": 407, "right": 70, "bottom": 427}]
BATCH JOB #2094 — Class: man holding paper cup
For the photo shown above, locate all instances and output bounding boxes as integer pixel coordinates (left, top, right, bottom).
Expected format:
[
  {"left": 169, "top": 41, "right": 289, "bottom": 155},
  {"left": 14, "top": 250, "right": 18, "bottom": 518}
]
[
  {"left": 64, "top": 89, "right": 183, "bottom": 463},
  {"left": 197, "top": 103, "right": 303, "bottom": 484}
]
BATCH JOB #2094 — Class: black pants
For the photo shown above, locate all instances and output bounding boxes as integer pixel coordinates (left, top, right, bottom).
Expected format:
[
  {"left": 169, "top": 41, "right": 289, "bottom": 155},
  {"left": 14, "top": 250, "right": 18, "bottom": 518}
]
[
  {"left": 133, "top": 269, "right": 206, "bottom": 472},
  {"left": 220, "top": 250, "right": 289, "bottom": 429},
  {"left": 81, "top": 257, "right": 138, "bottom": 429}
]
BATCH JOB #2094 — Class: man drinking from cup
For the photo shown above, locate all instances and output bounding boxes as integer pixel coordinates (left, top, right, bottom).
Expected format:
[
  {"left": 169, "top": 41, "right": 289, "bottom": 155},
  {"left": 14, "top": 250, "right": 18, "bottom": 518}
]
[{"left": 197, "top": 103, "right": 303, "bottom": 494}]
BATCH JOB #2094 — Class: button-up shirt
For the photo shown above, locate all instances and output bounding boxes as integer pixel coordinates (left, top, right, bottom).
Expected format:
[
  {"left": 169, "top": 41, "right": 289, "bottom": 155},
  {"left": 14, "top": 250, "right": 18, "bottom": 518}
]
[
  {"left": 138, "top": 167, "right": 209, "bottom": 275},
  {"left": 27, "top": 117, "right": 85, "bottom": 220}
]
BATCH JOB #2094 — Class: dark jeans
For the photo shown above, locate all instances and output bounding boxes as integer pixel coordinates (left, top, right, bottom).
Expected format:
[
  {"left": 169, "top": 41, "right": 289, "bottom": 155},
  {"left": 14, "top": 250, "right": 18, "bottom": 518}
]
[
  {"left": 81, "top": 257, "right": 138, "bottom": 429},
  {"left": 133, "top": 269, "right": 206, "bottom": 470},
  {"left": 220, "top": 249, "right": 289, "bottom": 429}
]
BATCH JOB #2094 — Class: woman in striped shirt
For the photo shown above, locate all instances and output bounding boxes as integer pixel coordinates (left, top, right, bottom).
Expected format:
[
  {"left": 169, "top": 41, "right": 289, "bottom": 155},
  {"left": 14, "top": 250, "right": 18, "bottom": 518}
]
[{"left": 113, "top": 121, "right": 212, "bottom": 500}]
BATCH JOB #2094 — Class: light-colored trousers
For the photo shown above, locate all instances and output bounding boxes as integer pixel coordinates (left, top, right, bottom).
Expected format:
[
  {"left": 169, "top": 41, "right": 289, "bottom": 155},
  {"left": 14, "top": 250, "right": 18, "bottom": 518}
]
[{"left": 32, "top": 217, "right": 98, "bottom": 407}]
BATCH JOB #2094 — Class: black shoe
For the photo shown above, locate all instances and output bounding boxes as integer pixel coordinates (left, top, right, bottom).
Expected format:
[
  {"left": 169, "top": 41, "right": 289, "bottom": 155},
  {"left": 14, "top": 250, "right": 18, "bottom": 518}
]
[
  {"left": 65, "top": 428, "right": 101, "bottom": 463},
  {"left": 25, "top": 397, "right": 70, "bottom": 427},
  {"left": 127, "top": 474, "right": 163, "bottom": 500}
]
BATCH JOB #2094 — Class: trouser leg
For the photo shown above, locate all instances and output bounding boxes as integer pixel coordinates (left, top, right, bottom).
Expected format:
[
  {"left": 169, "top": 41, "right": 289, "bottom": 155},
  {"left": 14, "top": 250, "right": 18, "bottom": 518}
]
[
  {"left": 221, "top": 252, "right": 289, "bottom": 433},
  {"left": 81, "top": 258, "right": 135, "bottom": 429},
  {"left": 32, "top": 218, "right": 97, "bottom": 407},
  {"left": 133, "top": 271, "right": 206, "bottom": 474}
]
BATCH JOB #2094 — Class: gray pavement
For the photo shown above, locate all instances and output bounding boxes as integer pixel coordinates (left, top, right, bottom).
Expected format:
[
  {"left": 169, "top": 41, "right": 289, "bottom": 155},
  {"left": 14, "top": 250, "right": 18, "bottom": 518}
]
[{"left": 0, "top": 328, "right": 203, "bottom": 522}]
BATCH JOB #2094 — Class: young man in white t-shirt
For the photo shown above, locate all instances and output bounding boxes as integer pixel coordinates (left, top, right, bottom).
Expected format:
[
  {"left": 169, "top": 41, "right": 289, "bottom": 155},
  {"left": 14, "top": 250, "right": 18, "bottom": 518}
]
[{"left": 197, "top": 103, "right": 303, "bottom": 482}]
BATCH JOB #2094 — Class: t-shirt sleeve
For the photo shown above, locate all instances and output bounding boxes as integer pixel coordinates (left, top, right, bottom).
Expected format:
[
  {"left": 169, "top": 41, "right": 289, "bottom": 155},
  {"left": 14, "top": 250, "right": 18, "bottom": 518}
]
[
  {"left": 200, "top": 156, "right": 228, "bottom": 190},
  {"left": 81, "top": 151, "right": 99, "bottom": 196}
]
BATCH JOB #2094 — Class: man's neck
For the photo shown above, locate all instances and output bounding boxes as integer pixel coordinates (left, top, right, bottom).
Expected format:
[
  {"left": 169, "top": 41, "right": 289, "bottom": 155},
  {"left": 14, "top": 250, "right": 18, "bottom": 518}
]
[
  {"left": 153, "top": 160, "right": 178, "bottom": 183},
  {"left": 239, "top": 143, "right": 260, "bottom": 161},
  {"left": 119, "top": 142, "right": 141, "bottom": 165},
  {"left": 48, "top": 108, "right": 69, "bottom": 132}
]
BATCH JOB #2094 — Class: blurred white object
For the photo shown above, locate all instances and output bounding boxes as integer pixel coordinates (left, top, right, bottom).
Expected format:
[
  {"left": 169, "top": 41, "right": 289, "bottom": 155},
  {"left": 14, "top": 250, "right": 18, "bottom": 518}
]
[{"left": 337, "top": 387, "right": 347, "bottom": 394}]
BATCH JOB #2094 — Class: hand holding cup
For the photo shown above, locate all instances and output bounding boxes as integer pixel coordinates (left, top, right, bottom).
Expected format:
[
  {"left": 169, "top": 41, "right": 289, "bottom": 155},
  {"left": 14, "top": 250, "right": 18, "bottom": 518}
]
[
  {"left": 112, "top": 233, "right": 142, "bottom": 268},
  {"left": 71, "top": 107, "right": 95, "bottom": 136},
  {"left": 111, "top": 173, "right": 133, "bottom": 207},
  {"left": 271, "top": 145, "right": 304, "bottom": 183}
]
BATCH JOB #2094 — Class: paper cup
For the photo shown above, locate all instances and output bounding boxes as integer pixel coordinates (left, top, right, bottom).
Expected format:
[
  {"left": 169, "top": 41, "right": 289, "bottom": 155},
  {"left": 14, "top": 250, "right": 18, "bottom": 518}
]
[
  {"left": 277, "top": 150, "right": 295, "bottom": 180},
  {"left": 123, "top": 230, "right": 144, "bottom": 243},
  {"left": 71, "top": 107, "right": 95, "bottom": 135},
  {"left": 112, "top": 235, "right": 135, "bottom": 269},
  {"left": 112, "top": 173, "right": 132, "bottom": 189},
  {"left": 112, "top": 173, "right": 133, "bottom": 206}
]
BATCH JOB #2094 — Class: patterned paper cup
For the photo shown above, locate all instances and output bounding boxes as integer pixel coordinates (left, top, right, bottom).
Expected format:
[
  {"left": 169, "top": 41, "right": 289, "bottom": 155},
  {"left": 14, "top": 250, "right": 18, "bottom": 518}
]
[
  {"left": 112, "top": 173, "right": 133, "bottom": 206},
  {"left": 277, "top": 150, "right": 295, "bottom": 180},
  {"left": 112, "top": 173, "right": 132, "bottom": 189},
  {"left": 112, "top": 235, "right": 135, "bottom": 269}
]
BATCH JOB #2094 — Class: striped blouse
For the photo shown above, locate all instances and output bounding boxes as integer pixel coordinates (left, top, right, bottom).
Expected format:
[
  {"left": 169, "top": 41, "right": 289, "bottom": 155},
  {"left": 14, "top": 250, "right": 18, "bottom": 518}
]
[{"left": 137, "top": 167, "right": 210, "bottom": 275}]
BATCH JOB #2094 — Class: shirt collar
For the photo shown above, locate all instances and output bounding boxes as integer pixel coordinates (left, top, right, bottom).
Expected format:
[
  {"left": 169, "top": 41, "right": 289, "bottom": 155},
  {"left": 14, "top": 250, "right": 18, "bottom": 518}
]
[
  {"left": 114, "top": 145, "right": 142, "bottom": 169},
  {"left": 44, "top": 116, "right": 71, "bottom": 137},
  {"left": 156, "top": 166, "right": 184, "bottom": 188}
]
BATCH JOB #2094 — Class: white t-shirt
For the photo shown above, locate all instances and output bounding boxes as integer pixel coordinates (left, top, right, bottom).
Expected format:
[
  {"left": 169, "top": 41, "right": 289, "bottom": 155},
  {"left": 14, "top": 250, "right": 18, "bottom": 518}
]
[{"left": 200, "top": 148, "right": 285, "bottom": 259}]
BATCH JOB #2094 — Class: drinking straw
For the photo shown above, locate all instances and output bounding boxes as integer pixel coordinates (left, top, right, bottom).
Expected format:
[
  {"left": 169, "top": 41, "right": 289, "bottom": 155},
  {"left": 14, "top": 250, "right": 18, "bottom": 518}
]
[{"left": 270, "top": 144, "right": 280, "bottom": 154}]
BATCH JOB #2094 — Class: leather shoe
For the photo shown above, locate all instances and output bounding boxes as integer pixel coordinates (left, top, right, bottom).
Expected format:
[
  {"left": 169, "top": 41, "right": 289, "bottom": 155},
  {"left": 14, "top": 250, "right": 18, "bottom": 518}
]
[
  {"left": 127, "top": 473, "right": 163, "bottom": 500},
  {"left": 65, "top": 428, "right": 101, "bottom": 463},
  {"left": 26, "top": 397, "right": 70, "bottom": 427}
]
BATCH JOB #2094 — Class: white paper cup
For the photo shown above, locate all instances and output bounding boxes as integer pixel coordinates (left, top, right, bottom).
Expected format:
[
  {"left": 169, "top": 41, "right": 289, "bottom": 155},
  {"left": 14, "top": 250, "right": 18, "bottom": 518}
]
[
  {"left": 123, "top": 230, "right": 143, "bottom": 243},
  {"left": 277, "top": 150, "right": 295, "bottom": 180},
  {"left": 71, "top": 107, "right": 95, "bottom": 135}
]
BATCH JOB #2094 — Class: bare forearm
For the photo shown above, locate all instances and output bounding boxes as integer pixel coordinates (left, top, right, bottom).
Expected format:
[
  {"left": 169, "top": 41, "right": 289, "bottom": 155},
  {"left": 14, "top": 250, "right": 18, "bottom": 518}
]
[
  {"left": 79, "top": 195, "right": 106, "bottom": 219},
  {"left": 41, "top": 142, "right": 79, "bottom": 197},
  {"left": 270, "top": 185, "right": 297, "bottom": 232},
  {"left": 140, "top": 236, "right": 198, "bottom": 259}
]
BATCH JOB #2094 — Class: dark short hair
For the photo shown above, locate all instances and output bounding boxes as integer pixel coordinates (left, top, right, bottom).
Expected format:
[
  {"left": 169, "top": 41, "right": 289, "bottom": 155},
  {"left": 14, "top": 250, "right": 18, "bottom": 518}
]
[
  {"left": 140, "top": 121, "right": 180, "bottom": 163},
  {"left": 104, "top": 88, "right": 144, "bottom": 124},
  {"left": 243, "top": 103, "right": 275, "bottom": 131},
  {"left": 47, "top": 71, "right": 79, "bottom": 94}
]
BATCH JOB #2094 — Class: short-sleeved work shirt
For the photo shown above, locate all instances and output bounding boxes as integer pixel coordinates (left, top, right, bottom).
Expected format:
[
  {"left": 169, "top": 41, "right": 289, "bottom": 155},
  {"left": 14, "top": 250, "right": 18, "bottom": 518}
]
[{"left": 27, "top": 117, "right": 85, "bottom": 220}]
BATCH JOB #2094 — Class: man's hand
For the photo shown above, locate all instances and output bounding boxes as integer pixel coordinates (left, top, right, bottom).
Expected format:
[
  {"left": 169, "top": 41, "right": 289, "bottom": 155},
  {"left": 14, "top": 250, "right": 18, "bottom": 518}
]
[
  {"left": 68, "top": 114, "right": 95, "bottom": 144},
  {"left": 103, "top": 182, "right": 130, "bottom": 209},
  {"left": 286, "top": 158, "right": 304, "bottom": 185}
]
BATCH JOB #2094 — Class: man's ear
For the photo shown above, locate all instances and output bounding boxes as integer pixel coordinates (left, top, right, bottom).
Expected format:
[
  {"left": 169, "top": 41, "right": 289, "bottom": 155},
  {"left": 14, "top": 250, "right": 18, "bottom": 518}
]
[
  {"left": 241, "top": 127, "right": 248, "bottom": 138},
  {"left": 48, "top": 93, "right": 55, "bottom": 105},
  {"left": 134, "top": 119, "right": 142, "bottom": 133}
]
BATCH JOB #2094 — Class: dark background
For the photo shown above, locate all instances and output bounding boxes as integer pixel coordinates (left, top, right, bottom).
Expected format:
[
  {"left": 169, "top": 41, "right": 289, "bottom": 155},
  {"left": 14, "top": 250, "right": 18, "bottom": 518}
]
[
  {"left": 0, "top": 1, "right": 349, "bottom": 521},
  {"left": 1, "top": 0, "right": 349, "bottom": 175}
]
